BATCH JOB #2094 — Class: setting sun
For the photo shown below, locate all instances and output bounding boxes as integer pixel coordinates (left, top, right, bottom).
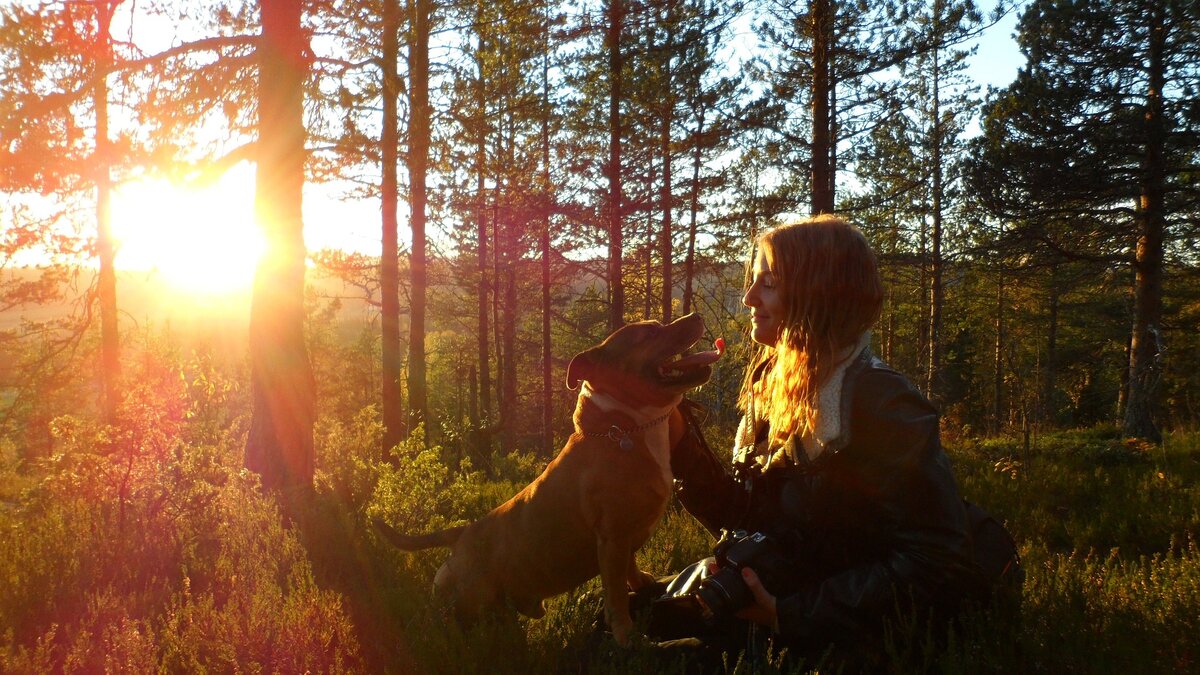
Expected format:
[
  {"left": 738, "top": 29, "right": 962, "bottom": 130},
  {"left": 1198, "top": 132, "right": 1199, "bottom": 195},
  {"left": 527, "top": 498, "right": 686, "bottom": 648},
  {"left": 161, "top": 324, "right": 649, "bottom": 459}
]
[{"left": 111, "top": 164, "right": 265, "bottom": 296}]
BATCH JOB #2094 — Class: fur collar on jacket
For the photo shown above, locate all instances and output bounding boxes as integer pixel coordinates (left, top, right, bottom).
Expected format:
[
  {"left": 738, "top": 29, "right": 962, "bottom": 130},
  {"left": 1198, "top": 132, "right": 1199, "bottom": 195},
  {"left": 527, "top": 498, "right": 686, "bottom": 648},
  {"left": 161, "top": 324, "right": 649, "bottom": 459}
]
[{"left": 736, "top": 332, "right": 872, "bottom": 468}]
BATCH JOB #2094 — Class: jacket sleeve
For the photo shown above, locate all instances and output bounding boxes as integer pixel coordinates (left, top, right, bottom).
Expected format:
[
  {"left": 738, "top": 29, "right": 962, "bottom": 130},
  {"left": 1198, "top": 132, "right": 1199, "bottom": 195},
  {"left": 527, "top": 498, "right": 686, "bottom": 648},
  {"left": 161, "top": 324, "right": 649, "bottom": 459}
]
[
  {"left": 669, "top": 401, "right": 748, "bottom": 536},
  {"left": 773, "top": 372, "right": 981, "bottom": 645}
]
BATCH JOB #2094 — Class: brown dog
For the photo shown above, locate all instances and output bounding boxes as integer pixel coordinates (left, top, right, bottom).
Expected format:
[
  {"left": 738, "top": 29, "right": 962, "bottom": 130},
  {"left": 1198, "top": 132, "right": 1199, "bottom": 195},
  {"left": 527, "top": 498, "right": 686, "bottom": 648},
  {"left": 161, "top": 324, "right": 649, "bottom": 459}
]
[{"left": 374, "top": 313, "right": 721, "bottom": 644}]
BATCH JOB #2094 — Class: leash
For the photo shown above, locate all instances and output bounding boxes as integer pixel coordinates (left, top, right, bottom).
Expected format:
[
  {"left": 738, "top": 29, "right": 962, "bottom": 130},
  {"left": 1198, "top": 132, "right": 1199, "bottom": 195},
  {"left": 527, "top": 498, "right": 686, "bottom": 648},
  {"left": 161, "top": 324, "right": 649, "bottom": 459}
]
[{"left": 580, "top": 410, "right": 672, "bottom": 451}]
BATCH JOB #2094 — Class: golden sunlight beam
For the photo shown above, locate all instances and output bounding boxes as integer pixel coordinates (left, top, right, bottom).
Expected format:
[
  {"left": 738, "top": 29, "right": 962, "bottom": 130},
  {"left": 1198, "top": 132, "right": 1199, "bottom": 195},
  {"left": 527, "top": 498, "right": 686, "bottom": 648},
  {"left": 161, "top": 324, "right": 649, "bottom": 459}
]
[{"left": 111, "top": 164, "right": 264, "bottom": 296}]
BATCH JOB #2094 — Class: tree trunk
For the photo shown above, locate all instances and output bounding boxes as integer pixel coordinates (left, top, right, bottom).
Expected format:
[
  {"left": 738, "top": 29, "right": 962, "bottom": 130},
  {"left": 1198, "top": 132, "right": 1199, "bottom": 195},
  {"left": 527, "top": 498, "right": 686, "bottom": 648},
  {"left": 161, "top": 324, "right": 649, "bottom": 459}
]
[
  {"left": 993, "top": 266, "right": 1005, "bottom": 435},
  {"left": 474, "top": 34, "right": 492, "bottom": 458},
  {"left": 380, "top": 0, "right": 403, "bottom": 457},
  {"left": 917, "top": 214, "right": 929, "bottom": 386},
  {"left": 1123, "top": 4, "right": 1166, "bottom": 443},
  {"left": 682, "top": 115, "right": 702, "bottom": 316},
  {"left": 501, "top": 246, "right": 517, "bottom": 454},
  {"left": 492, "top": 194, "right": 503, "bottom": 419},
  {"left": 827, "top": 71, "right": 837, "bottom": 208},
  {"left": 926, "top": 42, "right": 944, "bottom": 406},
  {"left": 660, "top": 107, "right": 673, "bottom": 323},
  {"left": 809, "top": 0, "right": 833, "bottom": 215},
  {"left": 658, "top": 18, "right": 675, "bottom": 323},
  {"left": 94, "top": 1, "right": 119, "bottom": 424},
  {"left": 406, "top": 0, "right": 432, "bottom": 439},
  {"left": 246, "top": 0, "right": 316, "bottom": 493},
  {"left": 540, "top": 16, "right": 554, "bottom": 458},
  {"left": 1043, "top": 265, "right": 1059, "bottom": 425},
  {"left": 468, "top": 364, "right": 479, "bottom": 440},
  {"left": 644, "top": 159, "right": 656, "bottom": 320},
  {"left": 606, "top": 0, "right": 625, "bottom": 331}
]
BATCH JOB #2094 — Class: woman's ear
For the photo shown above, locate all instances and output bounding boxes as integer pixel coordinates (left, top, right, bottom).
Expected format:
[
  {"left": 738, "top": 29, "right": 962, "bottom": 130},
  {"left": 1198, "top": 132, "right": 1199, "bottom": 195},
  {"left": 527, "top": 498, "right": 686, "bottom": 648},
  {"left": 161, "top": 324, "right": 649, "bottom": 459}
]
[{"left": 565, "top": 350, "right": 596, "bottom": 390}]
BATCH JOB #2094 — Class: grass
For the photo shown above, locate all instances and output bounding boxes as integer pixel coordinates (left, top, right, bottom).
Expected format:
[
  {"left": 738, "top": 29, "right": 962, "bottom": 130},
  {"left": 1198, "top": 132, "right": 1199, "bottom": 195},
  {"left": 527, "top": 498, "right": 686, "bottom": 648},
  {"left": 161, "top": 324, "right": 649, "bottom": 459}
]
[{"left": 2, "top": 385, "right": 1199, "bottom": 672}]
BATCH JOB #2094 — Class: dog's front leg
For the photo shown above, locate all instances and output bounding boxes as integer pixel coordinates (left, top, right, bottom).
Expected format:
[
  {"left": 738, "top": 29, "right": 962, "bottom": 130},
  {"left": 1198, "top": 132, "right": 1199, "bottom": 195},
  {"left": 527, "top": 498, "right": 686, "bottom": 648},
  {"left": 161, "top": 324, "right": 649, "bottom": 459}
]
[{"left": 597, "top": 532, "right": 636, "bottom": 646}]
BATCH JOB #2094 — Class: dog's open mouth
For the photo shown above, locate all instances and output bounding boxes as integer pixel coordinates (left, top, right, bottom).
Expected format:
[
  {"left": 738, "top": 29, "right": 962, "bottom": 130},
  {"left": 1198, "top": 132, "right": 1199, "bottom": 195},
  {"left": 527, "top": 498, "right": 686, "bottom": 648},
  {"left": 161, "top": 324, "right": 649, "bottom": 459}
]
[{"left": 658, "top": 338, "right": 724, "bottom": 379}]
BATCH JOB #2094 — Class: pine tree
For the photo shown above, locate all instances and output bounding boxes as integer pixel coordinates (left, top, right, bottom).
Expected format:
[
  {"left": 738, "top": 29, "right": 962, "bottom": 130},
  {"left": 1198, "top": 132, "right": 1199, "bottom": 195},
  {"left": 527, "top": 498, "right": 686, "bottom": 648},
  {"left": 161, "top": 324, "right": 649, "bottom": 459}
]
[
  {"left": 245, "top": 0, "right": 317, "bottom": 492},
  {"left": 755, "top": 0, "right": 918, "bottom": 214},
  {"left": 967, "top": 0, "right": 1200, "bottom": 442}
]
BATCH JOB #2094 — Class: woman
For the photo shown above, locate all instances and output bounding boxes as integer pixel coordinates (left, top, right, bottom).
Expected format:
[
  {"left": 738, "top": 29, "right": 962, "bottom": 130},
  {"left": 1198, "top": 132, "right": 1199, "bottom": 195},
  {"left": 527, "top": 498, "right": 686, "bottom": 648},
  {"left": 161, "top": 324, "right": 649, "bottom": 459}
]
[{"left": 653, "top": 214, "right": 985, "bottom": 666}]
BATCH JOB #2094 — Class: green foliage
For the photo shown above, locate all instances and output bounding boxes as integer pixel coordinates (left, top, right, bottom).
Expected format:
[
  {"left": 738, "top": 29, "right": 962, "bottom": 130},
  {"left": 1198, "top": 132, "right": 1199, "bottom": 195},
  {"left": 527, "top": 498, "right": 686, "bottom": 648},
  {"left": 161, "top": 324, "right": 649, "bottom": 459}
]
[
  {"left": 3, "top": 328, "right": 1200, "bottom": 672},
  {"left": 369, "top": 424, "right": 486, "bottom": 533},
  {"left": 353, "top": 425, "right": 1200, "bottom": 673},
  {"left": 0, "top": 351, "right": 362, "bottom": 673}
]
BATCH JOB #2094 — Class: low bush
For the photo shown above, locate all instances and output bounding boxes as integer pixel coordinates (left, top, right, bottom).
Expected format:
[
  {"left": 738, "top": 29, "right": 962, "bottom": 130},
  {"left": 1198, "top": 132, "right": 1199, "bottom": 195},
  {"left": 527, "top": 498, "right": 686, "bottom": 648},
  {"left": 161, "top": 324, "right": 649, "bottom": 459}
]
[
  {"left": 4, "top": 367, "right": 1200, "bottom": 672},
  {"left": 0, "top": 355, "right": 362, "bottom": 673}
]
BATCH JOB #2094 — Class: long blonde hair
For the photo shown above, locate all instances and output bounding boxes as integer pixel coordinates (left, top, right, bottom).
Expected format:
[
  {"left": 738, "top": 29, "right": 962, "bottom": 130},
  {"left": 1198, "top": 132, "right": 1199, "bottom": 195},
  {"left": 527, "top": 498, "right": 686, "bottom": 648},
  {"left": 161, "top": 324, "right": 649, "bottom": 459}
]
[{"left": 739, "top": 215, "right": 884, "bottom": 444}]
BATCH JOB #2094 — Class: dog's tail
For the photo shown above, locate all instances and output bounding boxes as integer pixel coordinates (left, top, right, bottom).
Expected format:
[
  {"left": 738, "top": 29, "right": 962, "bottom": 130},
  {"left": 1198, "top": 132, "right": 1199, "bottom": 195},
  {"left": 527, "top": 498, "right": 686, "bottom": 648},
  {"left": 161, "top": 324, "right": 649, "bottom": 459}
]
[{"left": 372, "top": 517, "right": 465, "bottom": 551}]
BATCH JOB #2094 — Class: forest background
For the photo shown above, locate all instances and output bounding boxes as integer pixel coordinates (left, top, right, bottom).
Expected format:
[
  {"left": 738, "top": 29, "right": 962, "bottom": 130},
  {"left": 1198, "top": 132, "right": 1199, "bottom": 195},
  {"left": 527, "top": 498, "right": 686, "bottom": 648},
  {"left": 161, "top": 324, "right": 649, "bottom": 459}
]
[{"left": 1, "top": 0, "right": 1199, "bottom": 672}]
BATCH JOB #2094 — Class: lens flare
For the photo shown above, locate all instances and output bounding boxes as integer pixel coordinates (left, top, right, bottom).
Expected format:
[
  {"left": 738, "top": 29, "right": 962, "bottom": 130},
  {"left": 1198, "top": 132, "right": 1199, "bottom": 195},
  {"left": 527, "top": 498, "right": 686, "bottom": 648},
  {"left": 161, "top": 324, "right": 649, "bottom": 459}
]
[{"left": 111, "top": 165, "right": 264, "bottom": 296}]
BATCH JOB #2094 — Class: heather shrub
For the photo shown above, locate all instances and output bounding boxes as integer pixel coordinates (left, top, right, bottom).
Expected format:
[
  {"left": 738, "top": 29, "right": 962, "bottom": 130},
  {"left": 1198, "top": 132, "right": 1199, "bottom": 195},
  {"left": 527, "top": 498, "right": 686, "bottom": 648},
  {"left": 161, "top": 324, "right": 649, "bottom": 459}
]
[
  {"left": 5, "top": 336, "right": 1200, "bottom": 674},
  {"left": 0, "top": 351, "right": 362, "bottom": 673}
]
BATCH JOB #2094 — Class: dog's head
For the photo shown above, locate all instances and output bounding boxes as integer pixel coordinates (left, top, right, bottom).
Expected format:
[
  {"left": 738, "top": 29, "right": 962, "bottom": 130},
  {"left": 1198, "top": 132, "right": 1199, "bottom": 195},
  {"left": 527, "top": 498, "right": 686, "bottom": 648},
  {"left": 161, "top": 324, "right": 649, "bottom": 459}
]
[{"left": 565, "top": 313, "right": 720, "bottom": 408}]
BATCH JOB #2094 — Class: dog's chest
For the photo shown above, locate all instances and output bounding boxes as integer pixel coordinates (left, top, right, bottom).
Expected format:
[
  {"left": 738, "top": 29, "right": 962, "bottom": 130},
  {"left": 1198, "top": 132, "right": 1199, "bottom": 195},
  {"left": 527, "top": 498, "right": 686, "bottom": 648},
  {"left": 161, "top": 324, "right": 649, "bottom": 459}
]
[{"left": 642, "top": 424, "right": 673, "bottom": 488}]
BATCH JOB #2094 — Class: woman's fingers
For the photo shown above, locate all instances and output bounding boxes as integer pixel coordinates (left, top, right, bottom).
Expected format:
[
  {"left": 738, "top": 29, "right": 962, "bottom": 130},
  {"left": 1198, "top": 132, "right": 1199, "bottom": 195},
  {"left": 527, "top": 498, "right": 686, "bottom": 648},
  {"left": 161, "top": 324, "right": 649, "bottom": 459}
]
[
  {"left": 741, "top": 567, "right": 775, "bottom": 611},
  {"left": 733, "top": 566, "right": 778, "bottom": 628}
]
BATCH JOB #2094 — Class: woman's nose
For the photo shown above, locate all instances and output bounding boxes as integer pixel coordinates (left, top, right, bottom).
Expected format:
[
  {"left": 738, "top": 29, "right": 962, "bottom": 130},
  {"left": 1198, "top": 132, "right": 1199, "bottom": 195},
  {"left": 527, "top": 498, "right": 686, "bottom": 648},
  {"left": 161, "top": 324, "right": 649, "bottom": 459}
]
[{"left": 742, "top": 285, "right": 757, "bottom": 308}]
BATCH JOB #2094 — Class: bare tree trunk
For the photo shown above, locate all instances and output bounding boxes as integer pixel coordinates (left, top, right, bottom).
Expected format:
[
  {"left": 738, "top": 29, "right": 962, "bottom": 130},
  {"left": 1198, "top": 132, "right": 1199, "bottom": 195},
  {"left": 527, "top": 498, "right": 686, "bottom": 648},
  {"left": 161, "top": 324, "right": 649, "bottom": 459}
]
[
  {"left": 993, "top": 266, "right": 1005, "bottom": 435},
  {"left": 468, "top": 364, "right": 479, "bottom": 440},
  {"left": 492, "top": 194, "right": 503, "bottom": 418},
  {"left": 1043, "top": 265, "right": 1059, "bottom": 425},
  {"left": 380, "top": 0, "right": 404, "bottom": 456},
  {"left": 917, "top": 215, "right": 929, "bottom": 387},
  {"left": 1118, "top": 330, "right": 1130, "bottom": 420},
  {"left": 827, "top": 72, "right": 837, "bottom": 208},
  {"left": 406, "top": 0, "right": 432, "bottom": 439},
  {"left": 94, "top": 1, "right": 120, "bottom": 424},
  {"left": 658, "top": 21, "right": 675, "bottom": 323},
  {"left": 474, "top": 33, "right": 492, "bottom": 458},
  {"left": 246, "top": 0, "right": 316, "bottom": 493},
  {"left": 606, "top": 0, "right": 625, "bottom": 330},
  {"left": 660, "top": 120, "right": 673, "bottom": 322},
  {"left": 644, "top": 159, "right": 656, "bottom": 320},
  {"left": 809, "top": 0, "right": 833, "bottom": 215},
  {"left": 683, "top": 115, "right": 702, "bottom": 316},
  {"left": 540, "top": 14, "right": 553, "bottom": 457},
  {"left": 1123, "top": 3, "right": 1166, "bottom": 443},
  {"left": 501, "top": 248, "right": 517, "bottom": 454},
  {"left": 883, "top": 212, "right": 899, "bottom": 363},
  {"left": 927, "top": 43, "right": 944, "bottom": 406}
]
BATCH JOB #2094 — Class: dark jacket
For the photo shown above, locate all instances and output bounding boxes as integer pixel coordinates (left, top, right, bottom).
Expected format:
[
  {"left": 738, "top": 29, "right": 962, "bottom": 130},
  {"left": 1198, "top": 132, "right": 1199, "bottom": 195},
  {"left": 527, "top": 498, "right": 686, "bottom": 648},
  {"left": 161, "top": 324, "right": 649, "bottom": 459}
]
[{"left": 670, "top": 348, "right": 983, "bottom": 649}]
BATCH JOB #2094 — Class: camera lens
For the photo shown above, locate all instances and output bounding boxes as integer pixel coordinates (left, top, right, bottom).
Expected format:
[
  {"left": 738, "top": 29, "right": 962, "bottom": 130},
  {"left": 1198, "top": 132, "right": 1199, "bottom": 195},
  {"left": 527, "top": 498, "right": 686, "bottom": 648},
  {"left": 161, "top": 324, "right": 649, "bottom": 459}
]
[{"left": 694, "top": 567, "right": 753, "bottom": 618}]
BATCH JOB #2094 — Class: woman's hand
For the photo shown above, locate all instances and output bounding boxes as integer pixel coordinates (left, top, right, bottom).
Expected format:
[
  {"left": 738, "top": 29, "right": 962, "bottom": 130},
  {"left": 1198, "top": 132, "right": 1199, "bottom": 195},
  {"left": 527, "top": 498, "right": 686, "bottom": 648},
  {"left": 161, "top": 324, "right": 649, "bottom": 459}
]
[{"left": 734, "top": 567, "right": 778, "bottom": 630}]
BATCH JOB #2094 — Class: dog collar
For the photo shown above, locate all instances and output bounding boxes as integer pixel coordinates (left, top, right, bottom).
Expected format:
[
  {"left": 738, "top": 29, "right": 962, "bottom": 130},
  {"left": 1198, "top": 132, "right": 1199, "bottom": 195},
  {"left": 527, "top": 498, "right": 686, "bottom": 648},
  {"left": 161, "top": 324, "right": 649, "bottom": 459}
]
[{"left": 580, "top": 408, "right": 672, "bottom": 452}]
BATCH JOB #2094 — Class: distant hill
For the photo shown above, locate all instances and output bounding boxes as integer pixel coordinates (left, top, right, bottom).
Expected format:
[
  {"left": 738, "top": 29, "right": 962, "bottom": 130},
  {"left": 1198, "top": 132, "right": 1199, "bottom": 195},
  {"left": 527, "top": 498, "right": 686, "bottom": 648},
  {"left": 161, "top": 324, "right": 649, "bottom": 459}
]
[{"left": 0, "top": 267, "right": 377, "bottom": 345}]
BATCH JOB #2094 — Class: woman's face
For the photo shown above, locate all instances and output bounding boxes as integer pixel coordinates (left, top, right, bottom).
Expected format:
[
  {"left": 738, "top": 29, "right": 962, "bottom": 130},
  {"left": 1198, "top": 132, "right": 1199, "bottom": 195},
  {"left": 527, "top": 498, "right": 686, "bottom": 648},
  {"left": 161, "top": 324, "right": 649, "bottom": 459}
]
[{"left": 743, "top": 248, "right": 785, "bottom": 346}]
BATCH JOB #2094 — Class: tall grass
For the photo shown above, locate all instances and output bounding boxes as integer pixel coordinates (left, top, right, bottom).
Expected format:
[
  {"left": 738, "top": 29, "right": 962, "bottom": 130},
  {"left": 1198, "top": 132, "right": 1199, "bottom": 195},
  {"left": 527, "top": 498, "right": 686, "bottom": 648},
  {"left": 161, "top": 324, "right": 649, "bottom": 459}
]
[{"left": 3, "top": 362, "right": 1200, "bottom": 673}]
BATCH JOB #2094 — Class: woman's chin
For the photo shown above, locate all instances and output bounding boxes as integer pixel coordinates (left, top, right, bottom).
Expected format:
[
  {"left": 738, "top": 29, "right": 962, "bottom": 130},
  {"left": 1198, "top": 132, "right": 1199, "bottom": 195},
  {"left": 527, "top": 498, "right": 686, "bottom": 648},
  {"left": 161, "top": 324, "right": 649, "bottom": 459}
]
[{"left": 750, "top": 327, "right": 780, "bottom": 346}]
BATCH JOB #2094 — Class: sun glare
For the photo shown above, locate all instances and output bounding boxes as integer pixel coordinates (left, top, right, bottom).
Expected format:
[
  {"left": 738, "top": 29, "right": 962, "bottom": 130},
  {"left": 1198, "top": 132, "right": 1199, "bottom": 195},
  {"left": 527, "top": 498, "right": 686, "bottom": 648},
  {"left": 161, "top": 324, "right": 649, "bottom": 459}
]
[{"left": 111, "top": 165, "right": 265, "bottom": 296}]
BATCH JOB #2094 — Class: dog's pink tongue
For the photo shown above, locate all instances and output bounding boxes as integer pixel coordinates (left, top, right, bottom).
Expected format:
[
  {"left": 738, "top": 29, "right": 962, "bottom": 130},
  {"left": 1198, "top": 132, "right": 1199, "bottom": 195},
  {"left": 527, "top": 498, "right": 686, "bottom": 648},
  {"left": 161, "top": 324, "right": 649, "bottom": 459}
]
[{"left": 671, "top": 339, "right": 724, "bottom": 369}]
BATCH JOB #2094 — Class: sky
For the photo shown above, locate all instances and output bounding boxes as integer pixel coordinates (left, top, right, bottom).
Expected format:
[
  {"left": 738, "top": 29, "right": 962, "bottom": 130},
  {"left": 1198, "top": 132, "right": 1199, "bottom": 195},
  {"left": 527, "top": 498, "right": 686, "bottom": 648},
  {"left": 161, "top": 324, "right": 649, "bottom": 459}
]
[
  {"left": 96, "top": 2, "right": 1032, "bottom": 282},
  {"left": 299, "top": 3, "right": 1030, "bottom": 258},
  {"left": 967, "top": 3, "right": 1027, "bottom": 91}
]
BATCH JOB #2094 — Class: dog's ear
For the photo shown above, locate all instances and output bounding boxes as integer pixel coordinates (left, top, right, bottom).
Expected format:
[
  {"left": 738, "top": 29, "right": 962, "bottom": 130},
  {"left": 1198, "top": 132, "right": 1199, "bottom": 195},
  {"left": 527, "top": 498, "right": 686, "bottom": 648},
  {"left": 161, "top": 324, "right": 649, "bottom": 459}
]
[{"left": 565, "top": 350, "right": 595, "bottom": 390}]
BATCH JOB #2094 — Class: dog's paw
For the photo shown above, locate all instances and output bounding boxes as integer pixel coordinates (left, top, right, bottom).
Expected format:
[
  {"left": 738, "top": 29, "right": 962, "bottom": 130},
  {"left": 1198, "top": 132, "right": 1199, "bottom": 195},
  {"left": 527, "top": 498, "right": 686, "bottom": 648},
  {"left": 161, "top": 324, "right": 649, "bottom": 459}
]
[
  {"left": 610, "top": 619, "right": 635, "bottom": 648},
  {"left": 627, "top": 569, "right": 656, "bottom": 591}
]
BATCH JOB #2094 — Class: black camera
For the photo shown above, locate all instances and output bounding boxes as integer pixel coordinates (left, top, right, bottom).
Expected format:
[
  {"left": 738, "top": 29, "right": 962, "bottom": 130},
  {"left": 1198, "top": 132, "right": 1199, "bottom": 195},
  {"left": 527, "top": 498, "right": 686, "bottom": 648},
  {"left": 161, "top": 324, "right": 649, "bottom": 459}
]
[{"left": 693, "top": 529, "right": 788, "bottom": 619}]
